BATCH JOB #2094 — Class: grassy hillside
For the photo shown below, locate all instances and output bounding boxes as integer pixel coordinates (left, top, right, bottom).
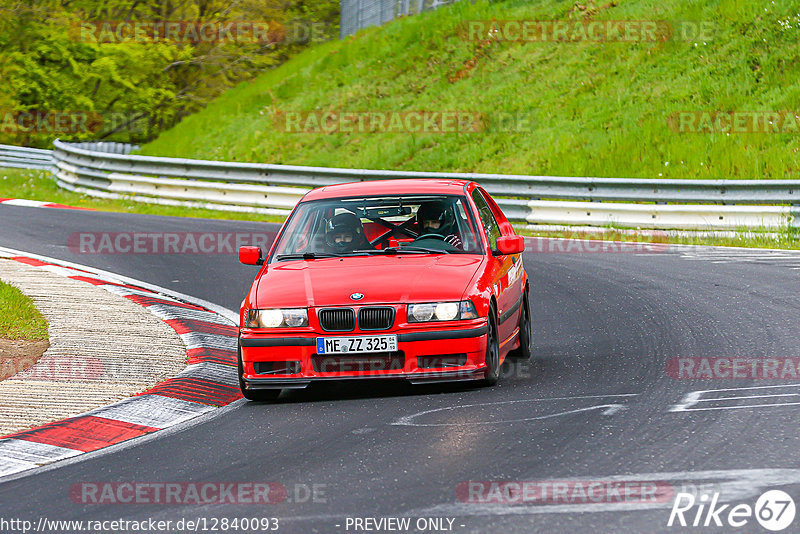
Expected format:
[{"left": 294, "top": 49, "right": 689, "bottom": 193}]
[{"left": 141, "top": 0, "right": 800, "bottom": 180}]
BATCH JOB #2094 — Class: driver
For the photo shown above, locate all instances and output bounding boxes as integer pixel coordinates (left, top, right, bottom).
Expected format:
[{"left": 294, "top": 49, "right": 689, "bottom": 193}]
[
  {"left": 416, "top": 201, "right": 463, "bottom": 249},
  {"left": 325, "top": 212, "right": 371, "bottom": 253}
]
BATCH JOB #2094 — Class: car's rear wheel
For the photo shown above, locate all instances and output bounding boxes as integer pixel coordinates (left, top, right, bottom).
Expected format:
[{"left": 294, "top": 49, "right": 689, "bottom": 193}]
[
  {"left": 238, "top": 345, "right": 282, "bottom": 402},
  {"left": 480, "top": 310, "right": 500, "bottom": 386},
  {"left": 509, "top": 291, "right": 532, "bottom": 361}
]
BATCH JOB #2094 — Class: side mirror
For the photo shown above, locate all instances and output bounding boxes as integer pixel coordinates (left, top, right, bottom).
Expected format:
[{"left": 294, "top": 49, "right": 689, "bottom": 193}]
[
  {"left": 239, "top": 246, "right": 263, "bottom": 265},
  {"left": 495, "top": 235, "right": 525, "bottom": 255}
]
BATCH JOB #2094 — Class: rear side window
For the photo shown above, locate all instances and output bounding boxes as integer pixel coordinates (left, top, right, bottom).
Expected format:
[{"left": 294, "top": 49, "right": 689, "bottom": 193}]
[{"left": 471, "top": 189, "right": 501, "bottom": 251}]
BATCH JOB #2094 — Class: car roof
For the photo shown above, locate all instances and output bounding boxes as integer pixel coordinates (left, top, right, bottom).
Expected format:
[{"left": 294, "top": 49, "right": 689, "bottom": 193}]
[{"left": 302, "top": 179, "right": 474, "bottom": 201}]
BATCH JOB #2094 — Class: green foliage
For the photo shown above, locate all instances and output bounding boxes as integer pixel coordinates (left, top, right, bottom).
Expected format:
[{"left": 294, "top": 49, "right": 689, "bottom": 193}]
[
  {"left": 0, "top": 0, "right": 340, "bottom": 147},
  {"left": 142, "top": 0, "right": 800, "bottom": 181},
  {"left": 0, "top": 279, "right": 48, "bottom": 340}
]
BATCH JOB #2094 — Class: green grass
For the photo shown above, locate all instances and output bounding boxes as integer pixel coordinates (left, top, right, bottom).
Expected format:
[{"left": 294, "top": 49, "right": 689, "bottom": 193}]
[
  {"left": 0, "top": 168, "right": 284, "bottom": 223},
  {"left": 0, "top": 279, "right": 48, "bottom": 340},
  {"left": 141, "top": 0, "right": 800, "bottom": 180}
]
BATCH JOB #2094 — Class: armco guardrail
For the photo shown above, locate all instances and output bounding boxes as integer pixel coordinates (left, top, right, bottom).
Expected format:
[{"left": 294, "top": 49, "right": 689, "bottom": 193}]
[
  {"left": 52, "top": 140, "right": 800, "bottom": 205},
  {"left": 0, "top": 144, "right": 54, "bottom": 170},
  {"left": 52, "top": 140, "right": 303, "bottom": 215},
  {"left": 3, "top": 141, "right": 799, "bottom": 230},
  {"left": 499, "top": 199, "right": 796, "bottom": 230}
]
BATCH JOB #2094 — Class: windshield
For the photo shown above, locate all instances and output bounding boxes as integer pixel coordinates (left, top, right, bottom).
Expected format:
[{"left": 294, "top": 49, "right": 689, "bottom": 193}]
[{"left": 269, "top": 194, "right": 481, "bottom": 262}]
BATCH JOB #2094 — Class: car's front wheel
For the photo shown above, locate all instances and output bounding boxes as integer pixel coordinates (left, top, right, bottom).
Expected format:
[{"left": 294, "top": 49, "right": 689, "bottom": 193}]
[
  {"left": 480, "top": 311, "right": 500, "bottom": 386},
  {"left": 238, "top": 345, "right": 282, "bottom": 402}
]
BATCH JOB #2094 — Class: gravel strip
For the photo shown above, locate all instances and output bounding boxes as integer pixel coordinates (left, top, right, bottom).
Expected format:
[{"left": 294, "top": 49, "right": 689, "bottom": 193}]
[{"left": 0, "top": 259, "right": 186, "bottom": 435}]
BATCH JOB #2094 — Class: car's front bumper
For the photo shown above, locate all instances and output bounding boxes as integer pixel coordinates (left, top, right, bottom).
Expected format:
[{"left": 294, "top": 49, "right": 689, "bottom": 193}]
[{"left": 239, "top": 322, "right": 488, "bottom": 390}]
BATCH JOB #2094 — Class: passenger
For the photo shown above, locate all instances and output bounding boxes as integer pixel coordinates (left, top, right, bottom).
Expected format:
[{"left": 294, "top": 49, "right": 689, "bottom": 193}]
[{"left": 325, "top": 212, "right": 371, "bottom": 253}]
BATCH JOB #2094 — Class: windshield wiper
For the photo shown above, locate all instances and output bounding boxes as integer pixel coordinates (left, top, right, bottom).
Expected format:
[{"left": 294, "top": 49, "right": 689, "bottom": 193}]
[
  {"left": 369, "top": 246, "right": 451, "bottom": 255},
  {"left": 401, "top": 246, "right": 451, "bottom": 254},
  {"left": 275, "top": 251, "right": 377, "bottom": 261},
  {"left": 274, "top": 252, "right": 341, "bottom": 261},
  {"left": 276, "top": 247, "right": 449, "bottom": 261},
  {"left": 361, "top": 247, "right": 423, "bottom": 255}
]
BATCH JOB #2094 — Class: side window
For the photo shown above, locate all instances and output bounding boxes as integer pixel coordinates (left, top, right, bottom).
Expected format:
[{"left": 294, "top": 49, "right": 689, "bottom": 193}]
[
  {"left": 453, "top": 198, "right": 478, "bottom": 252},
  {"left": 471, "top": 189, "right": 501, "bottom": 251}
]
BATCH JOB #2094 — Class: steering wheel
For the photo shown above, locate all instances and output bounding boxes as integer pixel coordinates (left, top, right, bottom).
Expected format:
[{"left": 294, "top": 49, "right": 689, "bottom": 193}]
[{"left": 413, "top": 234, "right": 445, "bottom": 242}]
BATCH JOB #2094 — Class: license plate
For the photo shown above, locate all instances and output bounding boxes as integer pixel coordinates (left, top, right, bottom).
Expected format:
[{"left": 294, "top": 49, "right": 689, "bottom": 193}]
[{"left": 316, "top": 335, "right": 397, "bottom": 355}]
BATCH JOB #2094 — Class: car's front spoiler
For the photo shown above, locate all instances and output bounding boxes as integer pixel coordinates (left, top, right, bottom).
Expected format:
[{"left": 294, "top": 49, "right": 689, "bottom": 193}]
[
  {"left": 239, "top": 325, "right": 488, "bottom": 348},
  {"left": 243, "top": 367, "right": 487, "bottom": 390}
]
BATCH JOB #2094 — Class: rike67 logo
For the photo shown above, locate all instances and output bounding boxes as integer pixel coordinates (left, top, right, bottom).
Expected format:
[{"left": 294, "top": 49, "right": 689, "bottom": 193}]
[{"left": 668, "top": 490, "right": 796, "bottom": 531}]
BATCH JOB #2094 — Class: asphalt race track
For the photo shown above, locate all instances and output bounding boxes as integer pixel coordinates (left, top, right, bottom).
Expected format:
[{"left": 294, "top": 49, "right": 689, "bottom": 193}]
[{"left": 1, "top": 204, "right": 799, "bottom": 533}]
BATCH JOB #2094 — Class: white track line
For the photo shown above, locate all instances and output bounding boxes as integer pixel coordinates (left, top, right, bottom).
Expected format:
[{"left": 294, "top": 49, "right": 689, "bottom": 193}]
[{"left": 85, "top": 395, "right": 215, "bottom": 429}]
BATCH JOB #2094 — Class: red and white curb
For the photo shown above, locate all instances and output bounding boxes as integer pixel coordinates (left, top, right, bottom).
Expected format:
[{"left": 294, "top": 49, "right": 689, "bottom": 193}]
[
  {"left": 0, "top": 198, "right": 93, "bottom": 210},
  {"left": 0, "top": 247, "right": 241, "bottom": 478}
]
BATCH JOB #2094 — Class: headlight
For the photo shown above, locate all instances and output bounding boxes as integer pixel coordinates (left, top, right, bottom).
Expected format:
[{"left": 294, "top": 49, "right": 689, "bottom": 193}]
[
  {"left": 246, "top": 308, "right": 309, "bottom": 328},
  {"left": 408, "top": 301, "right": 478, "bottom": 322},
  {"left": 435, "top": 302, "right": 459, "bottom": 321}
]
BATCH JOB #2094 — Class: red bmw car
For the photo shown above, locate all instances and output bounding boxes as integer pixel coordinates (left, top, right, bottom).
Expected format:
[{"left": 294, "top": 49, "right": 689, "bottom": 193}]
[{"left": 237, "top": 179, "right": 531, "bottom": 401}]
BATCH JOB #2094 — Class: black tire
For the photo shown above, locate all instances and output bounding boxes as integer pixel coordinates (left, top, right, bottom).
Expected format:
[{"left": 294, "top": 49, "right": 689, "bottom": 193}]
[
  {"left": 480, "top": 310, "right": 500, "bottom": 387},
  {"left": 509, "top": 291, "right": 532, "bottom": 361},
  {"left": 238, "top": 345, "right": 282, "bottom": 402}
]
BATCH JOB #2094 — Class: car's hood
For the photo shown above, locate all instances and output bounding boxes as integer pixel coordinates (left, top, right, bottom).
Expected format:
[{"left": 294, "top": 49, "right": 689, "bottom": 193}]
[{"left": 255, "top": 255, "right": 484, "bottom": 308}]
